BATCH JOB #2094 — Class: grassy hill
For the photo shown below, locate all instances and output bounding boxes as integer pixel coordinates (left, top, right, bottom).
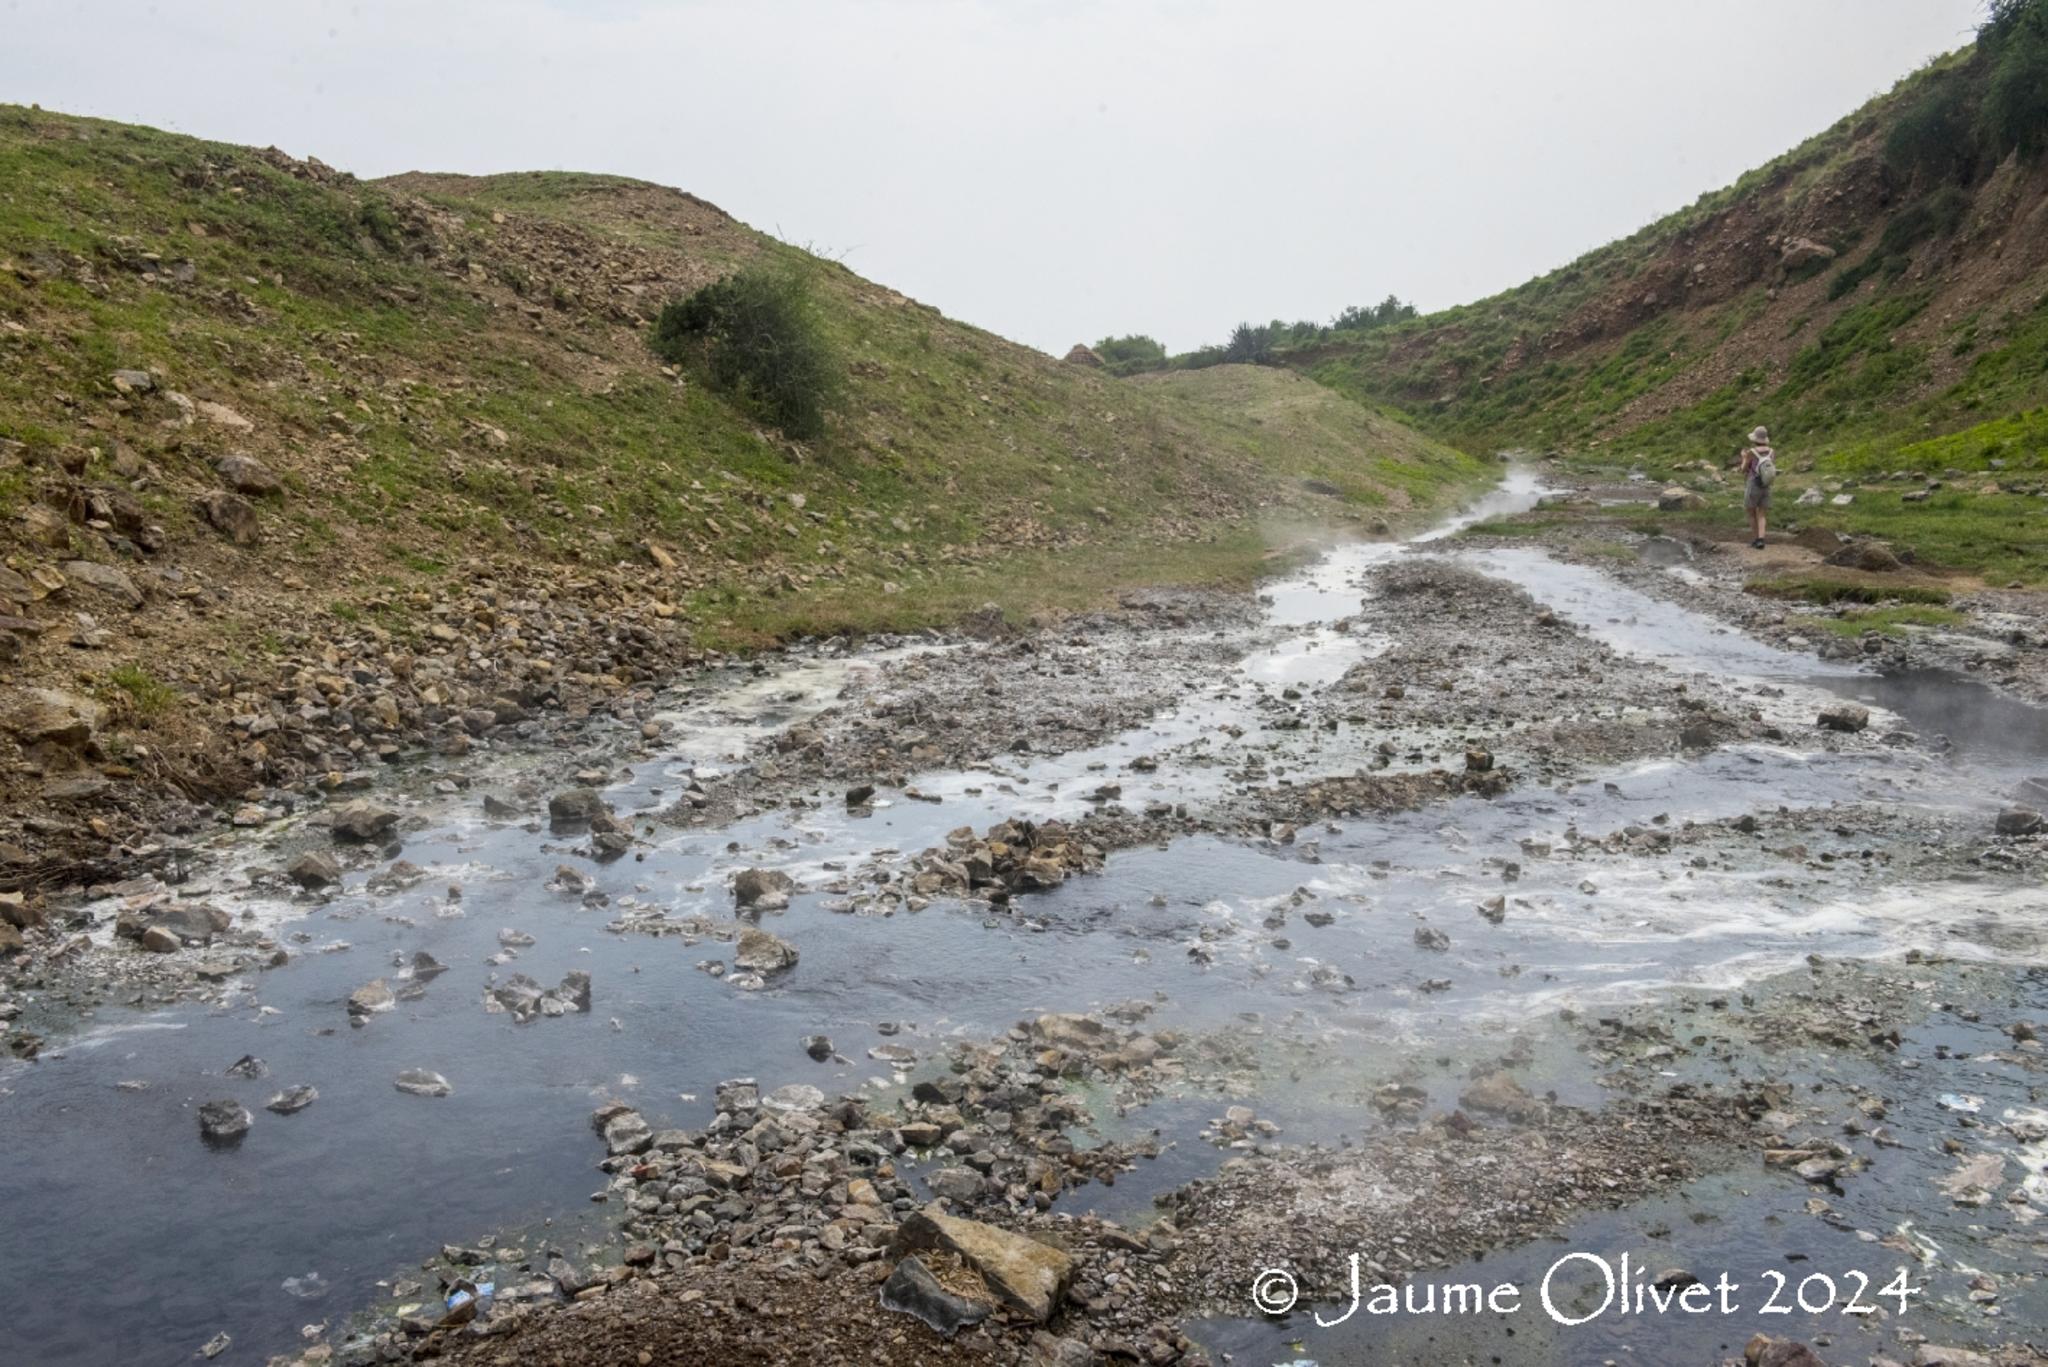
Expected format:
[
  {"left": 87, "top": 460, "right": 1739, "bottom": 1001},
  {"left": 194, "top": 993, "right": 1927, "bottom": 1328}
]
[
  {"left": 0, "top": 104, "right": 1485, "bottom": 877},
  {"left": 1295, "top": 13, "right": 2048, "bottom": 582}
]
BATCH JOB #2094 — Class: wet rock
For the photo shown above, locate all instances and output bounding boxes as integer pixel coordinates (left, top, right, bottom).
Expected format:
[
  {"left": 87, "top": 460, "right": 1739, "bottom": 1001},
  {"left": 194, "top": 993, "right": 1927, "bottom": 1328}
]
[
  {"left": 1745, "top": 1335, "right": 1829, "bottom": 1367},
  {"left": 287, "top": 851, "right": 342, "bottom": 889},
  {"left": 1413, "top": 926, "right": 1451, "bottom": 952},
  {"left": 602, "top": 1109, "right": 653, "bottom": 1156},
  {"left": 224, "top": 1054, "right": 268, "bottom": 1080},
  {"left": 804, "top": 1034, "right": 834, "bottom": 1061},
  {"left": 1816, "top": 704, "right": 1869, "bottom": 734},
  {"left": 347, "top": 978, "right": 395, "bottom": 1021},
  {"left": 393, "top": 1069, "right": 451, "bottom": 1098},
  {"left": 879, "top": 1253, "right": 992, "bottom": 1337},
  {"left": 411, "top": 951, "right": 448, "bottom": 980},
  {"left": 330, "top": 799, "right": 399, "bottom": 842},
  {"left": 734, "top": 926, "right": 798, "bottom": 973},
  {"left": 1461, "top": 1070, "right": 1544, "bottom": 1121},
  {"left": 547, "top": 787, "right": 609, "bottom": 830},
  {"left": 197, "top": 1099, "right": 252, "bottom": 1144},
  {"left": 487, "top": 970, "right": 591, "bottom": 1023},
  {"left": 1995, "top": 807, "right": 2043, "bottom": 836},
  {"left": 926, "top": 1167, "right": 985, "bottom": 1202},
  {"left": 266, "top": 1085, "right": 318, "bottom": 1115},
  {"left": 139, "top": 925, "right": 181, "bottom": 953},
  {"left": 733, "top": 867, "right": 795, "bottom": 911},
  {"left": 890, "top": 1205, "right": 1074, "bottom": 1322},
  {"left": 845, "top": 783, "right": 877, "bottom": 808},
  {"left": 1476, "top": 895, "right": 1506, "bottom": 924}
]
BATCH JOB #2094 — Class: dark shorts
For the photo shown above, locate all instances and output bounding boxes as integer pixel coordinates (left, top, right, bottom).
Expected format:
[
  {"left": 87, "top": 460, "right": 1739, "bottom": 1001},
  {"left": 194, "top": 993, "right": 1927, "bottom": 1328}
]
[{"left": 1745, "top": 477, "right": 1770, "bottom": 510}]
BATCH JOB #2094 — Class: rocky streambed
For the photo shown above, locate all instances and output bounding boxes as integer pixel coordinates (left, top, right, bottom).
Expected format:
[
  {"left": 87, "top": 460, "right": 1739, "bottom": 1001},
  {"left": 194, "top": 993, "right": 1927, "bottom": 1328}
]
[{"left": 4, "top": 468, "right": 2048, "bottom": 1367}]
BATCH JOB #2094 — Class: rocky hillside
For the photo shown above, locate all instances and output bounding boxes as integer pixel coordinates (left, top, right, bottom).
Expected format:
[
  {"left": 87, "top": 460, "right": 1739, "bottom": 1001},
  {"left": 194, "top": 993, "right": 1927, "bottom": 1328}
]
[
  {"left": 0, "top": 104, "right": 1483, "bottom": 888},
  {"left": 1307, "top": 31, "right": 2048, "bottom": 522}
]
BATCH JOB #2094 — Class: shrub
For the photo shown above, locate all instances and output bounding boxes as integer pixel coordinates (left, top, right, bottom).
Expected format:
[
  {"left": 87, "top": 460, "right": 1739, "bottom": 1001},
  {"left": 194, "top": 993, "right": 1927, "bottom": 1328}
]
[
  {"left": 651, "top": 266, "right": 840, "bottom": 441},
  {"left": 1884, "top": 69, "right": 1978, "bottom": 183},
  {"left": 1980, "top": 0, "right": 2048, "bottom": 160},
  {"left": 1094, "top": 334, "right": 1167, "bottom": 376},
  {"left": 107, "top": 664, "right": 178, "bottom": 718},
  {"left": 1221, "top": 322, "right": 1277, "bottom": 365}
]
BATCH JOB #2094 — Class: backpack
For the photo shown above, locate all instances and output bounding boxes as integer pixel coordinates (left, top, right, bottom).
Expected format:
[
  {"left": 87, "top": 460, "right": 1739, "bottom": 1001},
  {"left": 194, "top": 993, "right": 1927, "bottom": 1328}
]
[{"left": 1753, "top": 451, "right": 1778, "bottom": 486}]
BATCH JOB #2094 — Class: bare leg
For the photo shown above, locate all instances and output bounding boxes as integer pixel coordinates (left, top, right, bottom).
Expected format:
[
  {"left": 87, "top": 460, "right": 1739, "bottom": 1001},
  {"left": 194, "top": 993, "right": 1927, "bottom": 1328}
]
[{"left": 1756, "top": 506, "right": 1767, "bottom": 542}]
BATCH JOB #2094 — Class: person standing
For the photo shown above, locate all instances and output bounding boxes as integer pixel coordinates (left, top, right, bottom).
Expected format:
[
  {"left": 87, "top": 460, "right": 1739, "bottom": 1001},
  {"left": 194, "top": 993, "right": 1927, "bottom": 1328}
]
[{"left": 1736, "top": 425, "right": 1775, "bottom": 549}]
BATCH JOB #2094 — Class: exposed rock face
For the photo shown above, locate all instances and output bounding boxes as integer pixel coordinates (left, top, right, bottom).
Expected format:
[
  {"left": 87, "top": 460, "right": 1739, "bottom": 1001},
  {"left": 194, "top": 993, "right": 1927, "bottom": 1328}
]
[
  {"left": 890, "top": 1205, "right": 1075, "bottom": 1323},
  {"left": 1778, "top": 236, "right": 1836, "bottom": 270}
]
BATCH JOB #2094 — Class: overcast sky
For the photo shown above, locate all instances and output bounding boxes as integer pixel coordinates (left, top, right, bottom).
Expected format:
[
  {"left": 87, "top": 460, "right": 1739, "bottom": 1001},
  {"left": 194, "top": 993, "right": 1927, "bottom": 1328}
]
[{"left": 3, "top": 0, "right": 1986, "bottom": 353}]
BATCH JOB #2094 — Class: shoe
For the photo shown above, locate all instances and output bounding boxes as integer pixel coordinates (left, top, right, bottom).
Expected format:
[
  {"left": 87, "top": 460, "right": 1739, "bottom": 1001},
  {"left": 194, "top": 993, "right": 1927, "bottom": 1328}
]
[{"left": 1751, "top": 538, "right": 1766, "bottom": 549}]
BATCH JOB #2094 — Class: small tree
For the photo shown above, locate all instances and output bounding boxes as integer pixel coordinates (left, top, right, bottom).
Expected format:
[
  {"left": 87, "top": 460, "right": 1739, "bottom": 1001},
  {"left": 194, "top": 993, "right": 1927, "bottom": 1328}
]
[
  {"left": 1222, "top": 322, "right": 1276, "bottom": 365},
  {"left": 1094, "top": 334, "right": 1168, "bottom": 375},
  {"left": 651, "top": 265, "right": 840, "bottom": 441}
]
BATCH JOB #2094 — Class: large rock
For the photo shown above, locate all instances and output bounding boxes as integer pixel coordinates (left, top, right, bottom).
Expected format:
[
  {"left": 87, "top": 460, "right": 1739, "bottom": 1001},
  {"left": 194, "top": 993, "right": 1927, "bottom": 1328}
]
[
  {"left": 4, "top": 688, "right": 103, "bottom": 748},
  {"left": 890, "top": 1206, "right": 1074, "bottom": 1323},
  {"left": 61, "top": 561, "right": 142, "bottom": 608},
  {"left": 1996, "top": 807, "right": 2044, "bottom": 836},
  {"left": 1656, "top": 486, "right": 1705, "bottom": 511},
  {"left": 197, "top": 1100, "right": 252, "bottom": 1145},
  {"left": 547, "top": 787, "right": 609, "bottom": 830},
  {"left": 215, "top": 453, "right": 282, "bottom": 497},
  {"left": 1061, "top": 344, "right": 1104, "bottom": 368},
  {"left": 1778, "top": 237, "right": 1836, "bottom": 270},
  {"left": 330, "top": 799, "right": 399, "bottom": 842},
  {"left": 734, "top": 926, "right": 798, "bottom": 973},
  {"left": 393, "top": 1069, "right": 451, "bottom": 1098},
  {"left": 347, "top": 978, "right": 395, "bottom": 1020},
  {"left": 733, "top": 867, "right": 794, "bottom": 910},
  {"left": 1824, "top": 541, "right": 1901, "bottom": 573},
  {"left": 286, "top": 851, "right": 342, "bottom": 889},
  {"left": 1030, "top": 1013, "right": 1109, "bottom": 1052},
  {"left": 199, "top": 491, "right": 261, "bottom": 545},
  {"left": 1460, "top": 1070, "right": 1545, "bottom": 1120},
  {"left": 1817, "top": 704, "right": 1869, "bottom": 734}
]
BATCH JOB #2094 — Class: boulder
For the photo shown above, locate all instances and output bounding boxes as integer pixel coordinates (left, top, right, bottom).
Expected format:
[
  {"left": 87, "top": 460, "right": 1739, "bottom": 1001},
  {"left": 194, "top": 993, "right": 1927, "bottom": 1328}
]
[
  {"left": 4, "top": 687, "right": 104, "bottom": 748},
  {"left": 733, "top": 867, "right": 795, "bottom": 910},
  {"left": 1657, "top": 486, "right": 1705, "bottom": 511},
  {"left": 1817, "top": 704, "right": 1869, "bottom": 734},
  {"left": 266, "top": 1085, "right": 318, "bottom": 1115},
  {"left": 61, "top": 560, "right": 142, "bottom": 608},
  {"left": 1823, "top": 541, "right": 1901, "bottom": 573},
  {"left": 198, "top": 491, "right": 261, "bottom": 546},
  {"left": 1460, "top": 1070, "right": 1545, "bottom": 1120},
  {"left": 734, "top": 926, "right": 798, "bottom": 973},
  {"left": 890, "top": 1206, "right": 1074, "bottom": 1323},
  {"left": 393, "top": 1069, "right": 451, "bottom": 1098},
  {"left": 547, "top": 787, "right": 609, "bottom": 830},
  {"left": 330, "top": 799, "right": 398, "bottom": 842},
  {"left": 286, "top": 851, "right": 342, "bottom": 889},
  {"left": 1745, "top": 1335, "right": 1828, "bottom": 1367},
  {"left": 1778, "top": 237, "right": 1836, "bottom": 270},
  {"left": 215, "top": 453, "right": 282, "bottom": 497},
  {"left": 347, "top": 978, "right": 395, "bottom": 1020},
  {"left": 1996, "top": 807, "right": 2044, "bottom": 836},
  {"left": 1030, "top": 1013, "right": 1109, "bottom": 1052},
  {"left": 197, "top": 1100, "right": 252, "bottom": 1144}
]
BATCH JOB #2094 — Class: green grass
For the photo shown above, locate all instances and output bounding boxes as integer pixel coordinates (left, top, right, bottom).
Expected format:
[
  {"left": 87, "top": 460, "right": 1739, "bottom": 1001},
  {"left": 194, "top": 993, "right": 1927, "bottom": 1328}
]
[
  {"left": 1795, "top": 604, "right": 1966, "bottom": 637},
  {"left": 104, "top": 664, "right": 178, "bottom": 718},
  {"left": 1746, "top": 575, "right": 1953, "bottom": 606}
]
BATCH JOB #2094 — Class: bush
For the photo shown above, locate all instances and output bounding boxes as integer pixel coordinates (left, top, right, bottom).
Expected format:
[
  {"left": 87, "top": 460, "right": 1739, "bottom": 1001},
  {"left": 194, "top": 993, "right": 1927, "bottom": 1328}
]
[
  {"left": 1884, "top": 70, "right": 1978, "bottom": 183},
  {"left": 1981, "top": 0, "right": 2048, "bottom": 160},
  {"left": 651, "top": 266, "right": 839, "bottom": 441},
  {"left": 1094, "top": 334, "right": 1167, "bottom": 376},
  {"left": 1221, "top": 322, "right": 1277, "bottom": 365}
]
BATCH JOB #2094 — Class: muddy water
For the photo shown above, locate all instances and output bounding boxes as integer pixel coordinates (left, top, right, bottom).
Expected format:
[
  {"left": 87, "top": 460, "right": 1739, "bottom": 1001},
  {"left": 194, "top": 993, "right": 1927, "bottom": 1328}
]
[{"left": 3, "top": 470, "right": 2045, "bottom": 1366}]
